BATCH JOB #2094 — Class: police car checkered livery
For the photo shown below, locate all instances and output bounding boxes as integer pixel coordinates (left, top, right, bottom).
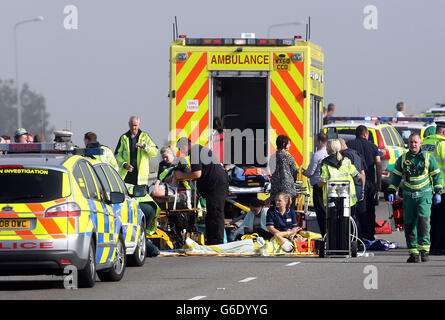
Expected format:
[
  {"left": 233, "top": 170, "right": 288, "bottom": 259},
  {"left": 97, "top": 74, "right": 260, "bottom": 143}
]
[{"left": 0, "top": 143, "right": 147, "bottom": 288}]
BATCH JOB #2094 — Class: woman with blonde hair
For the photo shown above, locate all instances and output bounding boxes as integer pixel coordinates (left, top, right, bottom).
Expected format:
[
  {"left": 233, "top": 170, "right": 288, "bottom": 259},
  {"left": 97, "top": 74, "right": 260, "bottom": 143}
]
[
  {"left": 266, "top": 192, "right": 301, "bottom": 252},
  {"left": 318, "top": 139, "right": 362, "bottom": 210}
]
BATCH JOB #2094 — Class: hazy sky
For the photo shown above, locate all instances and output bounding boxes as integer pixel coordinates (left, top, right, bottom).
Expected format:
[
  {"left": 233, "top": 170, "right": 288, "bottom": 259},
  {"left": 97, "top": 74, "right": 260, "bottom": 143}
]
[{"left": 1, "top": 0, "right": 445, "bottom": 148}]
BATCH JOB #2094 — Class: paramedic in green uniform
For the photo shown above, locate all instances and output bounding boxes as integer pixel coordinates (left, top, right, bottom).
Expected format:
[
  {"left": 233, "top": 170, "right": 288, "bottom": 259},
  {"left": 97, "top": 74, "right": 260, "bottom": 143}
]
[{"left": 388, "top": 133, "right": 442, "bottom": 263}]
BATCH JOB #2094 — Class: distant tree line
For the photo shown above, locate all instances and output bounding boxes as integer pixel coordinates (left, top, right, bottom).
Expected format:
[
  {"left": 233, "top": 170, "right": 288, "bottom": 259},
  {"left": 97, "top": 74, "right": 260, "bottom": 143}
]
[{"left": 0, "top": 78, "right": 54, "bottom": 140}]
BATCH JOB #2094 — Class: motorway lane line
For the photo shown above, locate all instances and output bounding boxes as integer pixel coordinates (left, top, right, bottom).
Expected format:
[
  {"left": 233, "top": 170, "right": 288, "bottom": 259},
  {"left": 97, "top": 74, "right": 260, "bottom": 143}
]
[
  {"left": 285, "top": 262, "right": 301, "bottom": 266},
  {"left": 189, "top": 296, "right": 207, "bottom": 300},
  {"left": 238, "top": 277, "right": 257, "bottom": 283}
]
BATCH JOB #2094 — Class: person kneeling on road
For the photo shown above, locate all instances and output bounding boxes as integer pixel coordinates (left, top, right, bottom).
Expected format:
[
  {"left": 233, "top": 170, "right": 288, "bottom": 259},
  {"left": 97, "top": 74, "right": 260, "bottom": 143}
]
[
  {"left": 266, "top": 193, "right": 302, "bottom": 252},
  {"left": 232, "top": 198, "right": 272, "bottom": 241}
]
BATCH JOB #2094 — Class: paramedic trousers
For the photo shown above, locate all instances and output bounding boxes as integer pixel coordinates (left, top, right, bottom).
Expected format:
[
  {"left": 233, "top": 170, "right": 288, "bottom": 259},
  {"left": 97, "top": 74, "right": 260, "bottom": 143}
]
[
  {"left": 203, "top": 185, "right": 228, "bottom": 245},
  {"left": 403, "top": 194, "right": 432, "bottom": 255},
  {"left": 138, "top": 202, "right": 156, "bottom": 230}
]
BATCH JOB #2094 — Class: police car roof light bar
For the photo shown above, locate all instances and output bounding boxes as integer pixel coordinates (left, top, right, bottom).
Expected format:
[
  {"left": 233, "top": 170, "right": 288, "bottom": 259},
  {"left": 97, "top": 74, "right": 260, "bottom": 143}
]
[
  {"left": 0, "top": 143, "right": 103, "bottom": 156},
  {"left": 328, "top": 116, "right": 435, "bottom": 123}
]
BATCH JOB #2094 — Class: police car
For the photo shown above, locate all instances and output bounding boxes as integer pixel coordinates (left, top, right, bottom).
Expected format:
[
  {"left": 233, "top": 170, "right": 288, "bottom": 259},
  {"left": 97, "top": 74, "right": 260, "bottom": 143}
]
[
  {"left": 323, "top": 117, "right": 406, "bottom": 192},
  {"left": 88, "top": 159, "right": 149, "bottom": 267},
  {"left": 391, "top": 119, "right": 436, "bottom": 146},
  {"left": 0, "top": 142, "right": 147, "bottom": 288}
]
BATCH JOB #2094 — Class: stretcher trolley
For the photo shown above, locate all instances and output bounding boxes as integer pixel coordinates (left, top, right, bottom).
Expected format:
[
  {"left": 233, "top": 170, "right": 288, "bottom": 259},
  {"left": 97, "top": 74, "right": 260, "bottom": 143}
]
[
  {"left": 147, "top": 181, "right": 205, "bottom": 250},
  {"left": 319, "top": 180, "right": 358, "bottom": 258}
]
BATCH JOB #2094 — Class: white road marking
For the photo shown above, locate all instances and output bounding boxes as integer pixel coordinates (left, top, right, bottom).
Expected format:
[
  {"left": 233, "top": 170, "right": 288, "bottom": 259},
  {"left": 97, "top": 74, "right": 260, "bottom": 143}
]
[
  {"left": 238, "top": 277, "right": 257, "bottom": 283},
  {"left": 286, "top": 262, "right": 301, "bottom": 266},
  {"left": 189, "top": 296, "right": 206, "bottom": 300}
]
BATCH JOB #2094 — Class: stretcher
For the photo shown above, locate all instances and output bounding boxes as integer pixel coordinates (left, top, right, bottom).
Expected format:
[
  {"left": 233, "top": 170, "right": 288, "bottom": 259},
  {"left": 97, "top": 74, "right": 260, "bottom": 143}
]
[{"left": 147, "top": 180, "right": 205, "bottom": 250}]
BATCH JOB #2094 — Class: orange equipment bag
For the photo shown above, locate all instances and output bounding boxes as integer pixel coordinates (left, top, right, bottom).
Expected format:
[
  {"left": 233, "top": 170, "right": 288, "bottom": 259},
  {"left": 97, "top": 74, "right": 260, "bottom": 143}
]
[{"left": 391, "top": 199, "right": 404, "bottom": 230}]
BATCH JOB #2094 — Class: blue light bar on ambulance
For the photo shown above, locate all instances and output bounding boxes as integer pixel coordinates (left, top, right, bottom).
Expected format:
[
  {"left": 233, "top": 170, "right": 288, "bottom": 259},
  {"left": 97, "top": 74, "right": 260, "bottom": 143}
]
[
  {"left": 328, "top": 116, "right": 435, "bottom": 123},
  {"left": 184, "top": 37, "right": 295, "bottom": 46}
]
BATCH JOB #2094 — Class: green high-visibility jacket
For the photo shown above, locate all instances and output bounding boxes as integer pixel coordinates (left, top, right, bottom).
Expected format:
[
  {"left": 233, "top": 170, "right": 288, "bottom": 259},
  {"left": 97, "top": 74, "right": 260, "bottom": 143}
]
[
  {"left": 388, "top": 150, "right": 442, "bottom": 195},
  {"left": 115, "top": 129, "right": 158, "bottom": 185},
  {"left": 320, "top": 155, "right": 361, "bottom": 207},
  {"left": 93, "top": 145, "right": 119, "bottom": 172},
  {"left": 422, "top": 134, "right": 445, "bottom": 194}
]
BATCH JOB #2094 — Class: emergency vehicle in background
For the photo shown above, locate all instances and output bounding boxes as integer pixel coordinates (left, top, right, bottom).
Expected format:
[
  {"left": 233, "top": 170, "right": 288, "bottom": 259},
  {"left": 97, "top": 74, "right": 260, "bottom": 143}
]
[{"left": 168, "top": 32, "right": 324, "bottom": 212}]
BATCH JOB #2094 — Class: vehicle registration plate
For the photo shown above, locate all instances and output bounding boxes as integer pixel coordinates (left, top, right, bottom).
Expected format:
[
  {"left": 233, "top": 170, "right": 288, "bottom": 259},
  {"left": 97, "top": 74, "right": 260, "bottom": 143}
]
[{"left": 0, "top": 219, "right": 30, "bottom": 229}]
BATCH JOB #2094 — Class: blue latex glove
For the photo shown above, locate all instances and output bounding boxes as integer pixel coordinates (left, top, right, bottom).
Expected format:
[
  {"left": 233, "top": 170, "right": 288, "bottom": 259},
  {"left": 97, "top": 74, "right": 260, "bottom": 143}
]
[
  {"left": 434, "top": 193, "right": 442, "bottom": 205},
  {"left": 388, "top": 194, "right": 394, "bottom": 204}
]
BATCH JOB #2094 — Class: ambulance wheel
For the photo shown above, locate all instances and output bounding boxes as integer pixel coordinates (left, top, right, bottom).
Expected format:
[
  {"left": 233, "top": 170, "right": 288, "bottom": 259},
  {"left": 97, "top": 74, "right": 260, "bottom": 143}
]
[
  {"left": 351, "top": 240, "right": 358, "bottom": 258},
  {"left": 318, "top": 240, "right": 325, "bottom": 258},
  {"left": 78, "top": 241, "right": 96, "bottom": 288},
  {"left": 97, "top": 234, "right": 126, "bottom": 282},
  {"left": 127, "top": 224, "right": 146, "bottom": 267}
]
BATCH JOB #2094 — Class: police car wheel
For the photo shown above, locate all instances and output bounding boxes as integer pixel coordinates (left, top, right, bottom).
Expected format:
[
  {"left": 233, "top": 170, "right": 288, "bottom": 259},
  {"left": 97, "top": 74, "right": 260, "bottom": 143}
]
[
  {"left": 78, "top": 241, "right": 96, "bottom": 288},
  {"left": 127, "top": 223, "right": 146, "bottom": 267},
  {"left": 97, "top": 234, "right": 126, "bottom": 282}
]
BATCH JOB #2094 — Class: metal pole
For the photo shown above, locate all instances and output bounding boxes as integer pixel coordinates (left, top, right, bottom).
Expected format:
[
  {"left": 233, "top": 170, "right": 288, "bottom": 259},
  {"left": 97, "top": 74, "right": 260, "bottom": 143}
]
[{"left": 14, "top": 16, "right": 44, "bottom": 129}]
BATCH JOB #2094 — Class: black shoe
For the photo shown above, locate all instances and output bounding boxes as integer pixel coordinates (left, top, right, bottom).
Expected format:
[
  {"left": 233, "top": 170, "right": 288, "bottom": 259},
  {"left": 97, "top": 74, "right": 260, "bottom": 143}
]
[
  {"left": 420, "top": 251, "right": 429, "bottom": 262},
  {"left": 407, "top": 254, "right": 420, "bottom": 263}
]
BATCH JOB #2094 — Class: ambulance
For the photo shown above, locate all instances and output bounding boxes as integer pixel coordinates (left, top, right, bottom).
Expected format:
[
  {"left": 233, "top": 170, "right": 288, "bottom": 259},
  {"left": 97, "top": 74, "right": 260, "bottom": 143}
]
[{"left": 169, "top": 34, "right": 324, "bottom": 180}]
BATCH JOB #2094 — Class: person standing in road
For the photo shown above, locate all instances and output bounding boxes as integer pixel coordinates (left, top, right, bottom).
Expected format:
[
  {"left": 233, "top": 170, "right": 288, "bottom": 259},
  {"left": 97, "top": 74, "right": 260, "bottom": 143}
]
[
  {"left": 269, "top": 135, "right": 299, "bottom": 208},
  {"left": 115, "top": 116, "right": 158, "bottom": 186},
  {"left": 421, "top": 121, "right": 445, "bottom": 255},
  {"left": 394, "top": 101, "right": 406, "bottom": 117},
  {"left": 339, "top": 138, "right": 367, "bottom": 239},
  {"left": 347, "top": 125, "right": 382, "bottom": 241},
  {"left": 174, "top": 137, "right": 228, "bottom": 245},
  {"left": 84, "top": 131, "right": 119, "bottom": 171},
  {"left": 319, "top": 139, "right": 362, "bottom": 218},
  {"left": 301, "top": 132, "right": 328, "bottom": 236},
  {"left": 323, "top": 103, "right": 335, "bottom": 125},
  {"left": 388, "top": 133, "right": 442, "bottom": 263}
]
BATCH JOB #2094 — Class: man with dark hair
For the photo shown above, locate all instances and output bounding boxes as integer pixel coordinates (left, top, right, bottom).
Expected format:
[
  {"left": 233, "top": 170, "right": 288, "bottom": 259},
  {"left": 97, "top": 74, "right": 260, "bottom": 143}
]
[
  {"left": 174, "top": 137, "right": 228, "bottom": 245},
  {"left": 302, "top": 132, "right": 328, "bottom": 235},
  {"left": 347, "top": 125, "right": 382, "bottom": 241},
  {"left": 339, "top": 138, "right": 367, "bottom": 239},
  {"left": 84, "top": 131, "right": 118, "bottom": 171},
  {"left": 232, "top": 198, "right": 271, "bottom": 241},
  {"left": 1, "top": 135, "right": 10, "bottom": 144},
  {"left": 323, "top": 103, "right": 335, "bottom": 125}
]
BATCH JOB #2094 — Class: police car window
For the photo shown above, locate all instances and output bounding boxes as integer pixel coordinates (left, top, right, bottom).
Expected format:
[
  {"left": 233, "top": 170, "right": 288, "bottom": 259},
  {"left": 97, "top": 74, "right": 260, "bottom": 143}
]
[
  {"left": 381, "top": 127, "right": 393, "bottom": 146},
  {"left": 109, "top": 166, "right": 129, "bottom": 196},
  {"left": 388, "top": 127, "right": 404, "bottom": 147},
  {"left": 73, "top": 164, "right": 90, "bottom": 198},
  {"left": 102, "top": 164, "right": 122, "bottom": 193},
  {"left": 93, "top": 165, "right": 112, "bottom": 195},
  {"left": 0, "top": 168, "right": 63, "bottom": 203},
  {"left": 79, "top": 161, "right": 102, "bottom": 201}
]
